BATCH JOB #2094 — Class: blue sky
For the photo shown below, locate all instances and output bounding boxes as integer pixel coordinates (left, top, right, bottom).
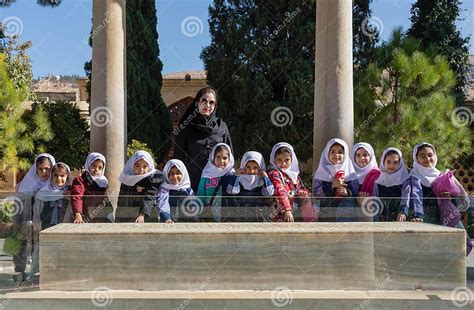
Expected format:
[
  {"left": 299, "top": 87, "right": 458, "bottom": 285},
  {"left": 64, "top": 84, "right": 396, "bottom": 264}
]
[{"left": 0, "top": 0, "right": 473, "bottom": 78}]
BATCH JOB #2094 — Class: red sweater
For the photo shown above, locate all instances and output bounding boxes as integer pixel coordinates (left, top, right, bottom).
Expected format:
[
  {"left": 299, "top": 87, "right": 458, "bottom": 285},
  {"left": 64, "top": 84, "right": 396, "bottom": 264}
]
[
  {"left": 268, "top": 169, "right": 310, "bottom": 221},
  {"left": 71, "top": 174, "right": 107, "bottom": 218}
]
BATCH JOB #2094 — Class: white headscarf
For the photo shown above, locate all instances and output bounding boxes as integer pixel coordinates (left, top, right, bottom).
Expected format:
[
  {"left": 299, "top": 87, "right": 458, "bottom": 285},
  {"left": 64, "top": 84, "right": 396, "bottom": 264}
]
[
  {"left": 37, "top": 162, "right": 72, "bottom": 201},
  {"left": 314, "top": 138, "right": 358, "bottom": 183},
  {"left": 351, "top": 142, "right": 378, "bottom": 184},
  {"left": 17, "top": 153, "right": 56, "bottom": 193},
  {"left": 162, "top": 159, "right": 191, "bottom": 191},
  {"left": 239, "top": 151, "right": 266, "bottom": 190},
  {"left": 119, "top": 150, "right": 157, "bottom": 186},
  {"left": 410, "top": 142, "right": 440, "bottom": 188},
  {"left": 375, "top": 147, "right": 410, "bottom": 187},
  {"left": 269, "top": 142, "right": 300, "bottom": 185},
  {"left": 85, "top": 152, "right": 108, "bottom": 188},
  {"left": 201, "top": 143, "right": 235, "bottom": 179}
]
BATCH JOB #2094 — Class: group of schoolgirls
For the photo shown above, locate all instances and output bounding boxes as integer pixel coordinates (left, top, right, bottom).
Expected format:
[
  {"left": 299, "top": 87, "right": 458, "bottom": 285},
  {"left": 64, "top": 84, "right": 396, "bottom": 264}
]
[{"left": 16, "top": 139, "right": 472, "bottom": 277}]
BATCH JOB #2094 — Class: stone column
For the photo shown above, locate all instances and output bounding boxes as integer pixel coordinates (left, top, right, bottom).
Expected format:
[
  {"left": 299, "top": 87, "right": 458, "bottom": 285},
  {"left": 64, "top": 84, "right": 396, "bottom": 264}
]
[
  {"left": 313, "top": 0, "right": 354, "bottom": 170},
  {"left": 90, "top": 0, "right": 126, "bottom": 204}
]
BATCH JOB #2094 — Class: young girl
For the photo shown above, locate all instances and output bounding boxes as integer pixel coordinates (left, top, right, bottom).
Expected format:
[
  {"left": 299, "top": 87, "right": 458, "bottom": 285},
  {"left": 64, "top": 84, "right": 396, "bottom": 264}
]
[
  {"left": 351, "top": 142, "right": 380, "bottom": 197},
  {"left": 313, "top": 139, "right": 360, "bottom": 222},
  {"left": 71, "top": 152, "right": 108, "bottom": 224},
  {"left": 157, "top": 159, "right": 193, "bottom": 222},
  {"left": 267, "top": 142, "right": 312, "bottom": 222},
  {"left": 31, "top": 162, "right": 72, "bottom": 278},
  {"left": 227, "top": 151, "right": 274, "bottom": 220},
  {"left": 409, "top": 143, "right": 441, "bottom": 223},
  {"left": 197, "top": 143, "right": 235, "bottom": 222},
  {"left": 118, "top": 150, "right": 164, "bottom": 223},
  {"left": 13, "top": 153, "right": 55, "bottom": 283},
  {"left": 374, "top": 147, "right": 410, "bottom": 222}
]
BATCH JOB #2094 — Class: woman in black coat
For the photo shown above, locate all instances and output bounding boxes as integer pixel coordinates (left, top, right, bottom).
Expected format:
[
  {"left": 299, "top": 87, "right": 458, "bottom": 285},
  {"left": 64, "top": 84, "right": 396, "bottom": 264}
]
[{"left": 173, "top": 87, "right": 233, "bottom": 191}]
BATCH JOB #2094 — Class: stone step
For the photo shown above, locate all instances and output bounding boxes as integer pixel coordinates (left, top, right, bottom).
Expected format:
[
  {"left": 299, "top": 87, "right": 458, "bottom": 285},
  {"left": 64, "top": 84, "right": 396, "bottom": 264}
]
[
  {"left": 39, "top": 222, "right": 466, "bottom": 291},
  {"left": 2, "top": 289, "right": 472, "bottom": 309}
]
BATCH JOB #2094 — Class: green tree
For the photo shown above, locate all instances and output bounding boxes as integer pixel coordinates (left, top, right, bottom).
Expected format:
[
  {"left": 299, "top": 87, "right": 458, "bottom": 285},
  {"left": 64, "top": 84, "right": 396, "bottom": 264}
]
[
  {"left": 0, "top": 53, "right": 52, "bottom": 175},
  {"left": 202, "top": 0, "right": 316, "bottom": 161},
  {"left": 353, "top": 0, "right": 379, "bottom": 72},
  {"left": 85, "top": 0, "right": 172, "bottom": 164},
  {"left": 354, "top": 29, "right": 471, "bottom": 169},
  {"left": 407, "top": 0, "right": 471, "bottom": 106},
  {"left": 22, "top": 101, "right": 89, "bottom": 170}
]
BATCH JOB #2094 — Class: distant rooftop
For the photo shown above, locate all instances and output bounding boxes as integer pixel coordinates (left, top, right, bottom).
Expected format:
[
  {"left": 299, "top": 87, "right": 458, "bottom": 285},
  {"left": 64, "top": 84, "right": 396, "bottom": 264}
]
[{"left": 163, "top": 71, "right": 207, "bottom": 80}]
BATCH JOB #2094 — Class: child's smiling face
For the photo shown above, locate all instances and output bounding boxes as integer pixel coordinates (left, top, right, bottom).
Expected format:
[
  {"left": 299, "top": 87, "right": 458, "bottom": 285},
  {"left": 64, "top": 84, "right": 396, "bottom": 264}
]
[
  {"left": 384, "top": 153, "right": 400, "bottom": 173},
  {"left": 214, "top": 150, "right": 229, "bottom": 169},
  {"left": 133, "top": 158, "right": 150, "bottom": 175},
  {"left": 355, "top": 147, "right": 371, "bottom": 168},
  {"left": 416, "top": 146, "right": 436, "bottom": 168},
  {"left": 52, "top": 167, "right": 68, "bottom": 188},
  {"left": 329, "top": 143, "right": 344, "bottom": 165},
  {"left": 244, "top": 160, "right": 260, "bottom": 175},
  {"left": 168, "top": 166, "right": 183, "bottom": 185},
  {"left": 90, "top": 159, "right": 104, "bottom": 177},
  {"left": 275, "top": 152, "right": 292, "bottom": 169}
]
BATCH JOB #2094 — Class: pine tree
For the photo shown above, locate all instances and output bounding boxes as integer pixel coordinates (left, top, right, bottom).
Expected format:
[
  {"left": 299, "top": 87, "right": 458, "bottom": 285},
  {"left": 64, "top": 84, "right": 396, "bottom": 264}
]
[
  {"left": 354, "top": 29, "right": 471, "bottom": 169},
  {"left": 0, "top": 53, "right": 52, "bottom": 175},
  {"left": 407, "top": 0, "right": 471, "bottom": 106}
]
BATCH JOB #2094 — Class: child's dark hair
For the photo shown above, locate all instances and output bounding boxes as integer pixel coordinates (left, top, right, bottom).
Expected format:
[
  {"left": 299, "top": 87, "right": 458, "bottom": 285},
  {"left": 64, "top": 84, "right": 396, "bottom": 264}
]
[
  {"left": 214, "top": 145, "right": 230, "bottom": 159},
  {"left": 52, "top": 163, "right": 69, "bottom": 174},
  {"left": 329, "top": 142, "right": 344, "bottom": 151},
  {"left": 275, "top": 147, "right": 292, "bottom": 157},
  {"left": 416, "top": 143, "right": 435, "bottom": 157},
  {"left": 36, "top": 156, "right": 52, "bottom": 166},
  {"left": 384, "top": 150, "right": 400, "bottom": 161}
]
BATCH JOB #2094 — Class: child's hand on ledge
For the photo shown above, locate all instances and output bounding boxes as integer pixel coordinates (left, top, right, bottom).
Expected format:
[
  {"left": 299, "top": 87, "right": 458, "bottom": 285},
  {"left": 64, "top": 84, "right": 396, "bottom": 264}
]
[
  {"left": 283, "top": 210, "right": 294, "bottom": 222},
  {"left": 165, "top": 219, "right": 174, "bottom": 224},
  {"left": 74, "top": 213, "right": 84, "bottom": 224},
  {"left": 135, "top": 214, "right": 145, "bottom": 223},
  {"left": 411, "top": 218, "right": 423, "bottom": 223},
  {"left": 397, "top": 213, "right": 406, "bottom": 222}
]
